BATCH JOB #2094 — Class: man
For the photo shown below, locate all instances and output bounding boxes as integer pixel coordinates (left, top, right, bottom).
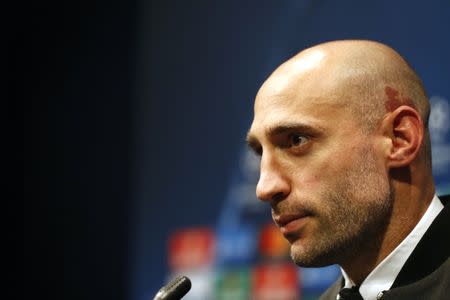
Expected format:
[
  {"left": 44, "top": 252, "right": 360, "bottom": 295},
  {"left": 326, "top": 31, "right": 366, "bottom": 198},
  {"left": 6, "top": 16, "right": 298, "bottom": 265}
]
[{"left": 246, "top": 40, "right": 449, "bottom": 300}]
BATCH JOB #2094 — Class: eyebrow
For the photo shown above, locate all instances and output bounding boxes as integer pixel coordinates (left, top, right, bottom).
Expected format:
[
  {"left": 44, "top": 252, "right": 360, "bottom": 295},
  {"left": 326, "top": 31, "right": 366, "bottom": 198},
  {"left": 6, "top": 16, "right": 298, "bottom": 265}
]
[
  {"left": 246, "top": 133, "right": 260, "bottom": 152},
  {"left": 246, "top": 122, "right": 321, "bottom": 150},
  {"left": 266, "top": 122, "right": 320, "bottom": 136}
]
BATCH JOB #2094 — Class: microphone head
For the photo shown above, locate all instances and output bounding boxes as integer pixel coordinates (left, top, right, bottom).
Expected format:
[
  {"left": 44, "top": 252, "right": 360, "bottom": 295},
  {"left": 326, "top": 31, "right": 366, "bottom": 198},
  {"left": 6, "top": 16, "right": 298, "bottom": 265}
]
[{"left": 153, "top": 275, "right": 192, "bottom": 300}]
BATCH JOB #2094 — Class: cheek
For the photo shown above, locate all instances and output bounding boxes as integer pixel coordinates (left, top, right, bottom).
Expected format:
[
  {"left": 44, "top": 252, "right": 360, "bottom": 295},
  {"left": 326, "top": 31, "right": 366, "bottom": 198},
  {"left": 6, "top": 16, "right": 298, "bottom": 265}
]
[
  {"left": 291, "top": 144, "right": 361, "bottom": 191},
  {"left": 289, "top": 160, "right": 330, "bottom": 193},
  {"left": 300, "top": 171, "right": 321, "bottom": 188}
]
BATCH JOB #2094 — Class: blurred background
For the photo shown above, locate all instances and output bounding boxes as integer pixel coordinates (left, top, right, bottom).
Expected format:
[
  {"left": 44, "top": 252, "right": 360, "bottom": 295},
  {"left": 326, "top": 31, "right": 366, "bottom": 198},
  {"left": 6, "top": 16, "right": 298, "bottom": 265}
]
[{"left": 23, "top": 1, "right": 450, "bottom": 300}]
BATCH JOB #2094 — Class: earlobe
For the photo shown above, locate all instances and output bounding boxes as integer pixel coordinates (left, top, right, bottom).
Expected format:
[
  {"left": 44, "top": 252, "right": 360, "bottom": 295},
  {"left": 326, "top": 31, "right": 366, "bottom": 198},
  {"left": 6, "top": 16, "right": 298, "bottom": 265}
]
[{"left": 385, "top": 106, "right": 424, "bottom": 168}]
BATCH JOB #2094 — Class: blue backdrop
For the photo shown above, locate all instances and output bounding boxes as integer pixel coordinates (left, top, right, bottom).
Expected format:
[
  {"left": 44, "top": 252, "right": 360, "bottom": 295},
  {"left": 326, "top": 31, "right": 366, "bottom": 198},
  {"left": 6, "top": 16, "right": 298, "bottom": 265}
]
[{"left": 129, "top": 1, "right": 450, "bottom": 299}]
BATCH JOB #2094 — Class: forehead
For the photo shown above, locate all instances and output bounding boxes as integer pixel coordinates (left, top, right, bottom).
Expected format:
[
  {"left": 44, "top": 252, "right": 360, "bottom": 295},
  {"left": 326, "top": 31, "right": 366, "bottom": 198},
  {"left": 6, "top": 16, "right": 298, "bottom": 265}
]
[{"left": 249, "top": 78, "right": 349, "bottom": 138}]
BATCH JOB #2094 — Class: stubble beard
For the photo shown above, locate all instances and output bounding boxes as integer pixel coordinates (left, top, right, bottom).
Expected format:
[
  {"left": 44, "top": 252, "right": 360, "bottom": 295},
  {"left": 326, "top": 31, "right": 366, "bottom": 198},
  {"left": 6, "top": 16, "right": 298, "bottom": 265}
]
[{"left": 290, "top": 147, "right": 394, "bottom": 267}]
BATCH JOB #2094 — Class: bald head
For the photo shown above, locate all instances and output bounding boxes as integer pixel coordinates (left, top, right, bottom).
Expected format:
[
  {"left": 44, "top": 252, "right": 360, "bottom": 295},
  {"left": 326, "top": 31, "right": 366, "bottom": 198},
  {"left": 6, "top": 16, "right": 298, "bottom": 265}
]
[
  {"left": 256, "top": 40, "right": 431, "bottom": 164},
  {"left": 258, "top": 40, "right": 430, "bottom": 131}
]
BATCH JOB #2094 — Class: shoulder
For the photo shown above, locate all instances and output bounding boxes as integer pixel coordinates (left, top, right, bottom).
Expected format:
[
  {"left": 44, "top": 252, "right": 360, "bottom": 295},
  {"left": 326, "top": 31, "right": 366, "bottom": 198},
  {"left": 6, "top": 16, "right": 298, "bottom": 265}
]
[
  {"left": 382, "top": 257, "right": 450, "bottom": 299},
  {"left": 392, "top": 194, "right": 449, "bottom": 286},
  {"left": 439, "top": 194, "right": 450, "bottom": 205},
  {"left": 439, "top": 194, "right": 450, "bottom": 204}
]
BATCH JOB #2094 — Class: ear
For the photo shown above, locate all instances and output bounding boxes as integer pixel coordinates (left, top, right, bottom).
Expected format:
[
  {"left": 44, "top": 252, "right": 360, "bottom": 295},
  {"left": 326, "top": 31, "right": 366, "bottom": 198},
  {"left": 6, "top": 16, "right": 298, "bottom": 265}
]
[{"left": 381, "top": 106, "right": 424, "bottom": 168}]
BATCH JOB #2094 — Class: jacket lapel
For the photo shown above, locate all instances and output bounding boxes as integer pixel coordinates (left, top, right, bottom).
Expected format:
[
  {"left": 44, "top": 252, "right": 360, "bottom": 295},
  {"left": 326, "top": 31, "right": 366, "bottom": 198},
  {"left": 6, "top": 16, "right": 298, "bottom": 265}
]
[{"left": 391, "top": 195, "right": 450, "bottom": 288}]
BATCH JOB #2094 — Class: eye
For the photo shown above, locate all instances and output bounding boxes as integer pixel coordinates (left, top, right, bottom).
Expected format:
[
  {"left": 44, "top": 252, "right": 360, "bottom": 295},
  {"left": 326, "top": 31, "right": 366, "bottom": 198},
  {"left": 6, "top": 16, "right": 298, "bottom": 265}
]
[
  {"left": 289, "top": 133, "right": 309, "bottom": 147},
  {"left": 247, "top": 143, "right": 263, "bottom": 156},
  {"left": 254, "top": 146, "right": 263, "bottom": 156}
]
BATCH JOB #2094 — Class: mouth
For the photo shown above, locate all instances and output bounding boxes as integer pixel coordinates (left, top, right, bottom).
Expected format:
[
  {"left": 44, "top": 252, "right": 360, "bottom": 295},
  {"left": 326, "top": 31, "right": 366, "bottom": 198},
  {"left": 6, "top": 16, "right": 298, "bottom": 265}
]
[{"left": 274, "top": 213, "right": 311, "bottom": 236}]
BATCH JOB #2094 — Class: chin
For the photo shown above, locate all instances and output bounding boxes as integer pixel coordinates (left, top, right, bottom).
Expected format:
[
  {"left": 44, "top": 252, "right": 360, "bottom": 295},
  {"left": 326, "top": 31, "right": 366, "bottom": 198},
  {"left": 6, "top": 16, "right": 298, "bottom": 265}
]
[{"left": 290, "top": 241, "right": 337, "bottom": 268}]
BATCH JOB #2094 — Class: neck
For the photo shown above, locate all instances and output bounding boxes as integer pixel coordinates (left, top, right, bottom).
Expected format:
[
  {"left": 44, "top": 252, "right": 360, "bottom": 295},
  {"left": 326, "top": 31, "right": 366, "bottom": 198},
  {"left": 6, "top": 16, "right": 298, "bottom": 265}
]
[{"left": 340, "top": 179, "right": 435, "bottom": 285}]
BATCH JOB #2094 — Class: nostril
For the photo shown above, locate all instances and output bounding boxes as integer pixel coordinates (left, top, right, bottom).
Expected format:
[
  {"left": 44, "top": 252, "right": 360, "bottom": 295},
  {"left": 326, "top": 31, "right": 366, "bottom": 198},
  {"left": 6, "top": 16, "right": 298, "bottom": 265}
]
[{"left": 272, "top": 192, "right": 286, "bottom": 202}]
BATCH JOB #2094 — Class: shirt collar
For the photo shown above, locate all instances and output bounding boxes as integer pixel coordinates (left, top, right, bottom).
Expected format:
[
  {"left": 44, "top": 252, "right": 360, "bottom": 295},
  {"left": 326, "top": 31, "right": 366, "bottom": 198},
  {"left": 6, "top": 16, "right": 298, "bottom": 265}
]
[{"left": 340, "top": 194, "right": 444, "bottom": 300}]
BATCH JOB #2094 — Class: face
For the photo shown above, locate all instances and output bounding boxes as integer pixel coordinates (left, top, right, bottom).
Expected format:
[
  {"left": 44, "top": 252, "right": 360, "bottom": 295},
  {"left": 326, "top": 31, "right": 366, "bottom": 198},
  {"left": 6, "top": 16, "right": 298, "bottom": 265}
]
[{"left": 247, "top": 72, "right": 393, "bottom": 267}]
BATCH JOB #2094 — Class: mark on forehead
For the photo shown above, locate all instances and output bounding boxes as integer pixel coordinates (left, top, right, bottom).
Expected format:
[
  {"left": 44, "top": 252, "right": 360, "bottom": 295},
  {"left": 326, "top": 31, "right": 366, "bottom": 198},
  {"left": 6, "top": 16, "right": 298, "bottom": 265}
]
[{"left": 384, "top": 86, "right": 415, "bottom": 112}]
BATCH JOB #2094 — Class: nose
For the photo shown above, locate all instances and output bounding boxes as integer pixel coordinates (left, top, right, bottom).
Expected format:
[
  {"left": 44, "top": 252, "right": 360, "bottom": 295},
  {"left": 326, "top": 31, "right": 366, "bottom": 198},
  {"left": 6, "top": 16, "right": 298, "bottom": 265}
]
[{"left": 256, "top": 153, "right": 290, "bottom": 203}]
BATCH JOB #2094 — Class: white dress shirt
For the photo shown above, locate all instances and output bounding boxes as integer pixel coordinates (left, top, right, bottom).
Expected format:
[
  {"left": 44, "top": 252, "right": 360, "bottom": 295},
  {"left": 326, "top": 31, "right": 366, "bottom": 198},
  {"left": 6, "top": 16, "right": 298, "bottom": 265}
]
[{"left": 338, "top": 194, "right": 444, "bottom": 300}]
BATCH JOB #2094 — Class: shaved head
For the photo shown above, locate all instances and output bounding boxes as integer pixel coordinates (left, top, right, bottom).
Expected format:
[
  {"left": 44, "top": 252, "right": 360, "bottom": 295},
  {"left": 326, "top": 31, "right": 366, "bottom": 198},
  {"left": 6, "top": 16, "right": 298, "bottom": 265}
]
[
  {"left": 260, "top": 40, "right": 429, "bottom": 129},
  {"left": 256, "top": 40, "right": 431, "bottom": 163}
]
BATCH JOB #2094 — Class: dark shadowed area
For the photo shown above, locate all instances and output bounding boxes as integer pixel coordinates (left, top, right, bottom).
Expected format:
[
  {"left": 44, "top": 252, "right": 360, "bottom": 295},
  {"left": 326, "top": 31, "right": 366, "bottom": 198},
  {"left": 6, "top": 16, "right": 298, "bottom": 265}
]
[{"left": 23, "top": 1, "right": 450, "bottom": 300}]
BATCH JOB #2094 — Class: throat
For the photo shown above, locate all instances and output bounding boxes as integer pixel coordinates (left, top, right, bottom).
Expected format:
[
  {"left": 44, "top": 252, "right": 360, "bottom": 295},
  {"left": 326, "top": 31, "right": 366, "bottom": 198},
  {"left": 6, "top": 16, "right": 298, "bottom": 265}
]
[
  {"left": 340, "top": 250, "right": 381, "bottom": 286},
  {"left": 339, "top": 230, "right": 388, "bottom": 286}
]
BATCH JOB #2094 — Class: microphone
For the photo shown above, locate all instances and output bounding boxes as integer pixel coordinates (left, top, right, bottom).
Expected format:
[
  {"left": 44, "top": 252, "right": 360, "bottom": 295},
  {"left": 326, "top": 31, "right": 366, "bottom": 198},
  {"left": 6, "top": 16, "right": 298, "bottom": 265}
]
[{"left": 153, "top": 275, "right": 192, "bottom": 300}]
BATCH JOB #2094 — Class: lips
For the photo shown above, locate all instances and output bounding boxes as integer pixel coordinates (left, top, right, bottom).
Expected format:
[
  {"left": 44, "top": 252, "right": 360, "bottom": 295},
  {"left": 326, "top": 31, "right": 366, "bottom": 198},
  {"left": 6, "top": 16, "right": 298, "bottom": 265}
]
[
  {"left": 274, "top": 212, "right": 308, "bottom": 226},
  {"left": 274, "top": 213, "right": 310, "bottom": 235}
]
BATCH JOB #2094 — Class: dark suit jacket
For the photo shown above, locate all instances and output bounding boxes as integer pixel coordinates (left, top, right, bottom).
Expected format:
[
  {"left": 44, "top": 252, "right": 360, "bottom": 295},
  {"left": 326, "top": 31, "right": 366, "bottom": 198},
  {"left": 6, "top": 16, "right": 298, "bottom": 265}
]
[{"left": 320, "top": 195, "right": 450, "bottom": 300}]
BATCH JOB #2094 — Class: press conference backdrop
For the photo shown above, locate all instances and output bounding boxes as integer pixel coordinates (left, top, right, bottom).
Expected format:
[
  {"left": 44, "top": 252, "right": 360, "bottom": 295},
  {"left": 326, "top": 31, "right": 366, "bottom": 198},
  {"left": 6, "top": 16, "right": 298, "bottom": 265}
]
[{"left": 130, "top": 1, "right": 450, "bottom": 300}]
